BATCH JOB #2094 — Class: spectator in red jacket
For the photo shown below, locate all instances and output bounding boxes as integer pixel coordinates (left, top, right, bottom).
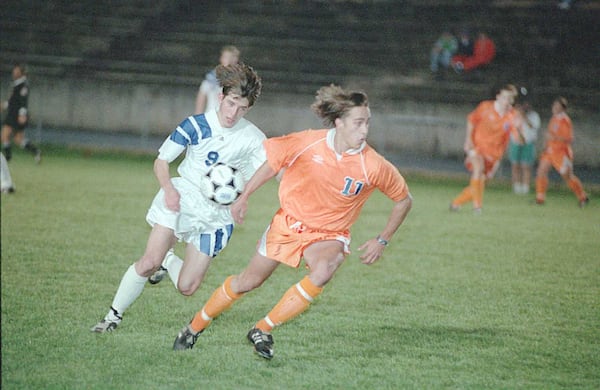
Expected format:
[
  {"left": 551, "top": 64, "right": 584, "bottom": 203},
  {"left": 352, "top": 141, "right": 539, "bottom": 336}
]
[{"left": 452, "top": 32, "right": 496, "bottom": 73}]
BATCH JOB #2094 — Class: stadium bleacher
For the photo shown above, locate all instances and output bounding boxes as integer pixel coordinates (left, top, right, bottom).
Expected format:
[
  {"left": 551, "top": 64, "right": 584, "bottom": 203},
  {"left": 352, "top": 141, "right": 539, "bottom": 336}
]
[{"left": 1, "top": 0, "right": 598, "bottom": 108}]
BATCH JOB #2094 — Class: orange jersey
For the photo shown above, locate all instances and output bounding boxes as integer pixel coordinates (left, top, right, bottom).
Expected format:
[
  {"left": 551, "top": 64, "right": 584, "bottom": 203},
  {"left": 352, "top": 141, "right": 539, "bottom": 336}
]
[
  {"left": 544, "top": 112, "right": 573, "bottom": 157},
  {"left": 468, "top": 100, "right": 516, "bottom": 160},
  {"left": 264, "top": 129, "right": 409, "bottom": 232}
]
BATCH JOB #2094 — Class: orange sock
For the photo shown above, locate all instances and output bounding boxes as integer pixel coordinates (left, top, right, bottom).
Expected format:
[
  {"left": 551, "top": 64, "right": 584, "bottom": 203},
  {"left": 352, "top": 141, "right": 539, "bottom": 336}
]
[
  {"left": 473, "top": 178, "right": 484, "bottom": 209},
  {"left": 190, "top": 276, "right": 243, "bottom": 333},
  {"left": 536, "top": 176, "right": 548, "bottom": 201},
  {"left": 567, "top": 177, "right": 587, "bottom": 201},
  {"left": 255, "top": 276, "right": 323, "bottom": 332},
  {"left": 452, "top": 182, "right": 474, "bottom": 207}
]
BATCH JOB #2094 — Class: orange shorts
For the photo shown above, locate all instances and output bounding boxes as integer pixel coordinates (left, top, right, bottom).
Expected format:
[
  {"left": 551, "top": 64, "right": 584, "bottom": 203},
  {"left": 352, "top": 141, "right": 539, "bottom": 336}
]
[
  {"left": 464, "top": 150, "right": 501, "bottom": 177},
  {"left": 540, "top": 149, "right": 573, "bottom": 175},
  {"left": 257, "top": 209, "right": 351, "bottom": 268}
]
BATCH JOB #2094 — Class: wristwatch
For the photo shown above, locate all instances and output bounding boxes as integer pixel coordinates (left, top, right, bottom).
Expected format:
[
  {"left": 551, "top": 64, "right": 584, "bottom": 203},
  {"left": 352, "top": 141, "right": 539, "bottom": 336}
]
[{"left": 376, "top": 235, "right": 389, "bottom": 246}]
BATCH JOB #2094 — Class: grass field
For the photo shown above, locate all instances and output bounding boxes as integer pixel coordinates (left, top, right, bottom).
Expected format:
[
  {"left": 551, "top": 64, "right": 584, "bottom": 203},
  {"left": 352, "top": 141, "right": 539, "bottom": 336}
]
[{"left": 1, "top": 148, "right": 599, "bottom": 389}]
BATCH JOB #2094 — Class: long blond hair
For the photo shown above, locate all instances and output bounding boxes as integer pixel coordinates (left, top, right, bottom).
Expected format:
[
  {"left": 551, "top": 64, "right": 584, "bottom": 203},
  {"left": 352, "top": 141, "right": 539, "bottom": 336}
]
[{"left": 311, "top": 84, "right": 368, "bottom": 126}]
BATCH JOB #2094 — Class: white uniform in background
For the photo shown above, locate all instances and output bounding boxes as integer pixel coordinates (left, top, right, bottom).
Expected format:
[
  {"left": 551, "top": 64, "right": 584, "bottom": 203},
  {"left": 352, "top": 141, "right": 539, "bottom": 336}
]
[{"left": 197, "top": 70, "right": 221, "bottom": 113}]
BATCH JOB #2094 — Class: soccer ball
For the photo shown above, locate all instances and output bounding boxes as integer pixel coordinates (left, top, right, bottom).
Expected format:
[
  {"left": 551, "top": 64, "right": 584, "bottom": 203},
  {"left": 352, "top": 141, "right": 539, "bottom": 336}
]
[{"left": 199, "top": 163, "right": 245, "bottom": 206}]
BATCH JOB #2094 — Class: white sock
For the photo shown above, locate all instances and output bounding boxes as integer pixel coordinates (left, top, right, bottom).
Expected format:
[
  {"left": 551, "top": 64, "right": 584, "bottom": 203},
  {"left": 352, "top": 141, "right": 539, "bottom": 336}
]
[
  {"left": 0, "top": 152, "right": 14, "bottom": 190},
  {"left": 164, "top": 251, "right": 184, "bottom": 290},
  {"left": 521, "top": 183, "right": 530, "bottom": 194},
  {"left": 109, "top": 264, "right": 148, "bottom": 318}
]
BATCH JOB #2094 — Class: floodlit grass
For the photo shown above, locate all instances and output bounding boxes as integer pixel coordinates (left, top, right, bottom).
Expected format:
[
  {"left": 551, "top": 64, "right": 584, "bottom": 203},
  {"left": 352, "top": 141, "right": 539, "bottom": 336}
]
[{"left": 2, "top": 148, "right": 599, "bottom": 389}]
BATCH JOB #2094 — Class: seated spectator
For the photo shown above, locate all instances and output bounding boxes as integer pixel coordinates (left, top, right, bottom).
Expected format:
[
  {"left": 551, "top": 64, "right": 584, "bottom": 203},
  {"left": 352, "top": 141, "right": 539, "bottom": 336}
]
[
  {"left": 430, "top": 31, "right": 458, "bottom": 75},
  {"left": 455, "top": 28, "right": 474, "bottom": 58},
  {"left": 452, "top": 32, "right": 496, "bottom": 73}
]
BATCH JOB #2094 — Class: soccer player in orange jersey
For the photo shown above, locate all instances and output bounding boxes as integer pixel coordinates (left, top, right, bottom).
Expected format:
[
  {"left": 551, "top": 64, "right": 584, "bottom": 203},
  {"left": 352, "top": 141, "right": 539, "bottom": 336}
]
[
  {"left": 172, "top": 85, "right": 413, "bottom": 358},
  {"left": 450, "top": 84, "right": 518, "bottom": 213},
  {"left": 535, "top": 97, "right": 588, "bottom": 207}
]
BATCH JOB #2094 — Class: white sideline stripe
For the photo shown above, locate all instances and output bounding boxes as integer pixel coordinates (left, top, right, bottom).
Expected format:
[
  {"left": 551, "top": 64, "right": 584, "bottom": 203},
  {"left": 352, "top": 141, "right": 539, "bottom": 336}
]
[
  {"left": 201, "top": 309, "right": 212, "bottom": 321},
  {"left": 295, "top": 282, "right": 313, "bottom": 302}
]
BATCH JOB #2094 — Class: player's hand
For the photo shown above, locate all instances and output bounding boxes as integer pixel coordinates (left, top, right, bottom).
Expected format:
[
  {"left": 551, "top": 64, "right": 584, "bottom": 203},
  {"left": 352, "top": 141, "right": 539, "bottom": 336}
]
[
  {"left": 357, "top": 238, "right": 386, "bottom": 265},
  {"left": 164, "top": 188, "right": 181, "bottom": 212},
  {"left": 230, "top": 197, "right": 248, "bottom": 225}
]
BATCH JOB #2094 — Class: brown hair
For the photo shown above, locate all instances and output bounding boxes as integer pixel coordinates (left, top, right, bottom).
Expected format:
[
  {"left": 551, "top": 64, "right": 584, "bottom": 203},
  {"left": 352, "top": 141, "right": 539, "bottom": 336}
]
[
  {"left": 496, "top": 83, "right": 518, "bottom": 97},
  {"left": 311, "top": 84, "right": 369, "bottom": 126},
  {"left": 216, "top": 63, "right": 262, "bottom": 107},
  {"left": 555, "top": 96, "right": 568, "bottom": 109}
]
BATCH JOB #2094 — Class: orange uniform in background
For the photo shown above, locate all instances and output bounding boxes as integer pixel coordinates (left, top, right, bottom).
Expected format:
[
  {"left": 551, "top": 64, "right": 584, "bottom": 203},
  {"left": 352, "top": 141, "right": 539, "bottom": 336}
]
[
  {"left": 452, "top": 100, "right": 516, "bottom": 210},
  {"left": 539, "top": 112, "right": 573, "bottom": 173},
  {"left": 467, "top": 100, "right": 515, "bottom": 172},
  {"left": 535, "top": 110, "right": 587, "bottom": 205}
]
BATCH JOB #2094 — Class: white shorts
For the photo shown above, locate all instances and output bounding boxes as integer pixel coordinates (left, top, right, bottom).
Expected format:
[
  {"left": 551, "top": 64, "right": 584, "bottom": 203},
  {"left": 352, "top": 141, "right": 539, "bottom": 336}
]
[{"left": 146, "top": 177, "right": 234, "bottom": 257}]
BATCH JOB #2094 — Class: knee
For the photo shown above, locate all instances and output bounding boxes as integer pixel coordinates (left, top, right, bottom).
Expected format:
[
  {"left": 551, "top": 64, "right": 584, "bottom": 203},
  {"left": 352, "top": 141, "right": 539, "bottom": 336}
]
[
  {"left": 310, "top": 253, "right": 345, "bottom": 286},
  {"left": 178, "top": 283, "right": 196, "bottom": 297},
  {"left": 136, "top": 255, "right": 162, "bottom": 277}
]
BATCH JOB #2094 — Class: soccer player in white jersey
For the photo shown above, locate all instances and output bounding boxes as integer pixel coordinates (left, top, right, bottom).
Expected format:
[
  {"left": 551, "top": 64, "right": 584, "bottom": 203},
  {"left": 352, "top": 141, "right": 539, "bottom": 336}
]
[{"left": 91, "top": 63, "right": 265, "bottom": 333}]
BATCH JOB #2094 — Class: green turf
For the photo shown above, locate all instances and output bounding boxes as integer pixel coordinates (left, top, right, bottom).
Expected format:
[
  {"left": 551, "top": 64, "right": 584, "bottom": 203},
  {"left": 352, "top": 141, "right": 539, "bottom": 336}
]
[{"left": 1, "top": 149, "right": 599, "bottom": 389}]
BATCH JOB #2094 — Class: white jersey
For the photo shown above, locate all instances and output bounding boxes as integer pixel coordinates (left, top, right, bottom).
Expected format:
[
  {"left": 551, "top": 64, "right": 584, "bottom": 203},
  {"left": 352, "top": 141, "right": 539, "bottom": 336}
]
[
  {"left": 158, "top": 109, "right": 266, "bottom": 185},
  {"left": 522, "top": 110, "right": 541, "bottom": 144},
  {"left": 148, "top": 109, "right": 266, "bottom": 255}
]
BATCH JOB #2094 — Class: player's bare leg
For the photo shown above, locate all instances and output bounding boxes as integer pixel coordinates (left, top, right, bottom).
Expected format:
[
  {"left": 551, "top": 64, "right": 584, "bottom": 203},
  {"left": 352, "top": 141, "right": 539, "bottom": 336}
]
[{"left": 175, "top": 245, "right": 212, "bottom": 296}]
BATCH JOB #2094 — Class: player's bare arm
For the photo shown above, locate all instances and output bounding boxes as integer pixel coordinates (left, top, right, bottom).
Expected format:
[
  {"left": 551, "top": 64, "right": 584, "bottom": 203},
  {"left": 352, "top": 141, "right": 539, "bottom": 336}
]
[
  {"left": 153, "top": 158, "right": 180, "bottom": 212},
  {"left": 231, "top": 161, "right": 277, "bottom": 224},
  {"left": 358, "top": 194, "right": 412, "bottom": 265}
]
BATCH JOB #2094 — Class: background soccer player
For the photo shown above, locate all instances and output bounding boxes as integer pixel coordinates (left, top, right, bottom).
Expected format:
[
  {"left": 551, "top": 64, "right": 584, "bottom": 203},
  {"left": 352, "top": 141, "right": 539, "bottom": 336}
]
[
  {"left": 509, "top": 101, "right": 540, "bottom": 194},
  {"left": 195, "top": 45, "right": 240, "bottom": 115},
  {"left": 172, "top": 85, "right": 412, "bottom": 359},
  {"left": 450, "top": 84, "right": 518, "bottom": 212},
  {"left": 91, "top": 63, "right": 266, "bottom": 333},
  {"left": 1, "top": 64, "right": 41, "bottom": 163},
  {"left": 535, "top": 97, "right": 588, "bottom": 207}
]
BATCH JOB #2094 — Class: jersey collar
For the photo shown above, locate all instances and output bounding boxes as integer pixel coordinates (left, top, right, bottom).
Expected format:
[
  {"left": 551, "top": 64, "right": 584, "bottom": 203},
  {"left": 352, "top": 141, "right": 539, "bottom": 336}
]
[{"left": 326, "top": 128, "right": 366, "bottom": 156}]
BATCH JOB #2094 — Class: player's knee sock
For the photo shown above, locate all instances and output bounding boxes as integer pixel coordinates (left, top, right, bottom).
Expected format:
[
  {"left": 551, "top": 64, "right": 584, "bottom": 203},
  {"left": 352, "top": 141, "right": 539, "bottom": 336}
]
[
  {"left": 255, "top": 276, "right": 323, "bottom": 333},
  {"left": 1, "top": 152, "right": 14, "bottom": 190},
  {"left": 189, "top": 276, "right": 243, "bottom": 333},
  {"left": 473, "top": 179, "right": 484, "bottom": 209},
  {"left": 536, "top": 176, "right": 548, "bottom": 201},
  {"left": 2, "top": 143, "right": 12, "bottom": 161},
  {"left": 109, "top": 264, "right": 148, "bottom": 319},
  {"left": 452, "top": 183, "right": 474, "bottom": 206},
  {"left": 567, "top": 177, "right": 587, "bottom": 201},
  {"left": 163, "top": 251, "right": 183, "bottom": 289}
]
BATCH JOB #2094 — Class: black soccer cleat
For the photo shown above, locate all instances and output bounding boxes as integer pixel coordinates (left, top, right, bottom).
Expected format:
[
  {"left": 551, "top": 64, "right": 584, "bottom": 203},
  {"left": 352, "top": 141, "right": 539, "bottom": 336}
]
[
  {"left": 247, "top": 328, "right": 274, "bottom": 359},
  {"left": 173, "top": 325, "right": 202, "bottom": 351},
  {"left": 148, "top": 266, "right": 168, "bottom": 285}
]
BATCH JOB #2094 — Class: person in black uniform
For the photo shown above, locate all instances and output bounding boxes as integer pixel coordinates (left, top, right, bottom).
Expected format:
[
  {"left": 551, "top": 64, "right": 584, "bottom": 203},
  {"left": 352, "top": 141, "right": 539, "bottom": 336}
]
[{"left": 1, "top": 64, "right": 41, "bottom": 162}]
